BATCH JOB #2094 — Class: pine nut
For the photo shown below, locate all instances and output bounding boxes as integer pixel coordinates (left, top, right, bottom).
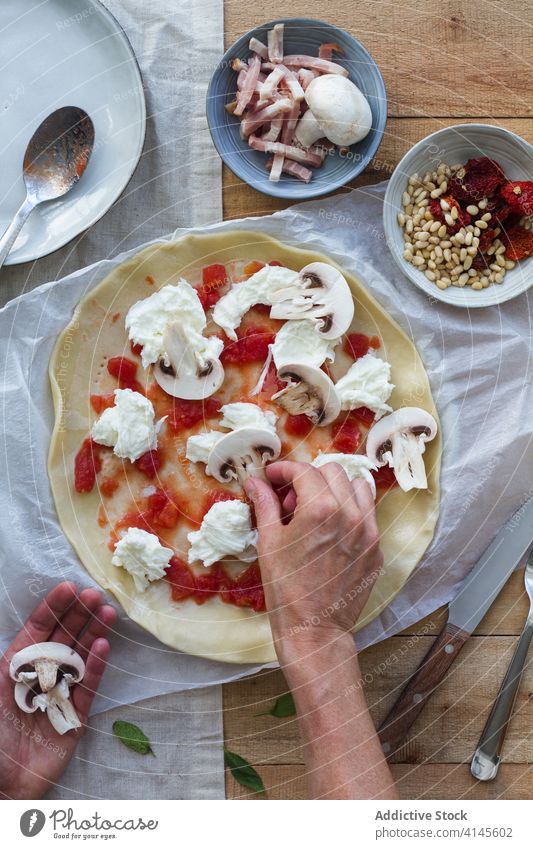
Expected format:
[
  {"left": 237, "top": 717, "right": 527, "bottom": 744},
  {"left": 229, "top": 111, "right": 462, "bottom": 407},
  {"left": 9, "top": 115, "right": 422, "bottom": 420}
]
[
  {"left": 481, "top": 212, "right": 492, "bottom": 222},
  {"left": 464, "top": 231, "right": 473, "bottom": 246},
  {"left": 463, "top": 255, "right": 473, "bottom": 270},
  {"left": 443, "top": 248, "right": 452, "bottom": 262},
  {"left": 505, "top": 260, "right": 516, "bottom": 270},
  {"left": 425, "top": 270, "right": 436, "bottom": 281},
  {"left": 460, "top": 248, "right": 467, "bottom": 262},
  {"left": 402, "top": 192, "right": 411, "bottom": 207},
  {"left": 441, "top": 240, "right": 452, "bottom": 248},
  {"left": 458, "top": 273, "right": 470, "bottom": 286},
  {"left": 438, "top": 225, "right": 448, "bottom": 239},
  {"left": 476, "top": 219, "right": 488, "bottom": 229},
  {"left": 440, "top": 199, "right": 450, "bottom": 211},
  {"left": 430, "top": 220, "right": 441, "bottom": 232},
  {"left": 397, "top": 212, "right": 406, "bottom": 226},
  {"left": 406, "top": 219, "right": 413, "bottom": 234},
  {"left": 445, "top": 213, "right": 455, "bottom": 227},
  {"left": 436, "top": 280, "right": 449, "bottom": 289},
  {"left": 494, "top": 272, "right": 505, "bottom": 283},
  {"left": 466, "top": 205, "right": 479, "bottom": 215},
  {"left": 490, "top": 262, "right": 501, "bottom": 272},
  {"left": 430, "top": 187, "right": 443, "bottom": 198},
  {"left": 478, "top": 198, "right": 488, "bottom": 209},
  {"left": 472, "top": 281, "right": 483, "bottom": 290},
  {"left": 413, "top": 256, "right": 425, "bottom": 266},
  {"left": 450, "top": 206, "right": 459, "bottom": 221}
]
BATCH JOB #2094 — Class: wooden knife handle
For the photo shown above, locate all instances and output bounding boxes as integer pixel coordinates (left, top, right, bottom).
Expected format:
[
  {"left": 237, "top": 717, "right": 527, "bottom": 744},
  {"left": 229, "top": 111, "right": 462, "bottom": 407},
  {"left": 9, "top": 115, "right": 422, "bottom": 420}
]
[{"left": 378, "top": 621, "right": 470, "bottom": 757}]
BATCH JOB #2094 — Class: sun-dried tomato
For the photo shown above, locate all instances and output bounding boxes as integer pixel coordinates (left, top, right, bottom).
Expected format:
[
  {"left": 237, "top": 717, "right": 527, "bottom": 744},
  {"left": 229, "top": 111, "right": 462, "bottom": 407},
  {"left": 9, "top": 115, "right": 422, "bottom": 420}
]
[
  {"left": 484, "top": 197, "right": 511, "bottom": 226},
  {"left": 448, "top": 158, "right": 505, "bottom": 203},
  {"left": 430, "top": 196, "right": 470, "bottom": 233},
  {"left": 501, "top": 225, "right": 533, "bottom": 261},
  {"left": 478, "top": 228, "right": 497, "bottom": 253},
  {"left": 500, "top": 181, "right": 533, "bottom": 217}
]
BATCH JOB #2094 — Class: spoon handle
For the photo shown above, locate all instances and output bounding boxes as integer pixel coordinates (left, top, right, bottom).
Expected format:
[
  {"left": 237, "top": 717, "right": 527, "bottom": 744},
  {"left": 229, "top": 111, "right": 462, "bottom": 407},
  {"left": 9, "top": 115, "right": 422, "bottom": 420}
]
[{"left": 0, "top": 197, "right": 36, "bottom": 269}]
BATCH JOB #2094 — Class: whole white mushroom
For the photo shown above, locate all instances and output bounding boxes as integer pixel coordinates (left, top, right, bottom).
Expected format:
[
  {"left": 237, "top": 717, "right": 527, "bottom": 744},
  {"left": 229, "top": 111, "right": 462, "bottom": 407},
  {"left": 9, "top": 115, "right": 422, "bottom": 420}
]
[{"left": 294, "top": 74, "right": 373, "bottom": 149}]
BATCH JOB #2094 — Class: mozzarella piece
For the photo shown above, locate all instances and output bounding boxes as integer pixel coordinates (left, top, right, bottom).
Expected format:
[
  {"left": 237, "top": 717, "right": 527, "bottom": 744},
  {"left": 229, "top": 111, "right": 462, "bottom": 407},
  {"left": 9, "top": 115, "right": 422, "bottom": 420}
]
[
  {"left": 312, "top": 452, "right": 377, "bottom": 498},
  {"left": 219, "top": 402, "right": 278, "bottom": 434},
  {"left": 125, "top": 280, "right": 223, "bottom": 370},
  {"left": 212, "top": 265, "right": 299, "bottom": 340},
  {"left": 91, "top": 388, "right": 163, "bottom": 462},
  {"left": 187, "top": 501, "right": 258, "bottom": 568},
  {"left": 186, "top": 431, "right": 222, "bottom": 465},
  {"left": 272, "top": 319, "right": 339, "bottom": 369},
  {"left": 112, "top": 528, "right": 173, "bottom": 592},
  {"left": 334, "top": 353, "right": 394, "bottom": 420}
]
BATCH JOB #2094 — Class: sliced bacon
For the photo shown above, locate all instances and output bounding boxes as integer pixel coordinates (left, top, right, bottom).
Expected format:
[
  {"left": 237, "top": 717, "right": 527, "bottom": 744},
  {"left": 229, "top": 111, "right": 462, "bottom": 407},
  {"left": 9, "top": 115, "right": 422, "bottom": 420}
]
[
  {"left": 282, "top": 55, "right": 348, "bottom": 76},
  {"left": 259, "top": 66, "right": 285, "bottom": 100},
  {"left": 269, "top": 153, "right": 284, "bottom": 182},
  {"left": 267, "top": 23, "right": 284, "bottom": 63},
  {"left": 231, "top": 57, "right": 248, "bottom": 72},
  {"left": 249, "top": 135, "right": 322, "bottom": 167},
  {"left": 280, "top": 100, "right": 301, "bottom": 145},
  {"left": 240, "top": 98, "right": 293, "bottom": 137},
  {"left": 234, "top": 54, "right": 262, "bottom": 116},
  {"left": 318, "top": 42, "right": 343, "bottom": 61},
  {"left": 249, "top": 37, "right": 268, "bottom": 59},
  {"left": 225, "top": 99, "right": 238, "bottom": 115},
  {"left": 266, "top": 157, "right": 312, "bottom": 183},
  {"left": 298, "top": 68, "right": 319, "bottom": 90},
  {"left": 262, "top": 117, "right": 283, "bottom": 142}
]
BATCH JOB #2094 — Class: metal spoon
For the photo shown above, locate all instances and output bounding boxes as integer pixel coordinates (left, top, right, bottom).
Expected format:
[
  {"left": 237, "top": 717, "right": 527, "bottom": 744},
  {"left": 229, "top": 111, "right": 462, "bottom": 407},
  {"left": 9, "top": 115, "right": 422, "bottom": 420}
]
[
  {"left": 471, "top": 552, "right": 533, "bottom": 781},
  {"left": 0, "top": 106, "right": 94, "bottom": 268}
]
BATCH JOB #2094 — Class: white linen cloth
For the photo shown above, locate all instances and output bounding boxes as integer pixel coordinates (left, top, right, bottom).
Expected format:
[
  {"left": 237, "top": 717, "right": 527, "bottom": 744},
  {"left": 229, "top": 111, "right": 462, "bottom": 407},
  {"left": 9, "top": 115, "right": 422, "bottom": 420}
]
[{"left": 1, "top": 0, "right": 226, "bottom": 801}]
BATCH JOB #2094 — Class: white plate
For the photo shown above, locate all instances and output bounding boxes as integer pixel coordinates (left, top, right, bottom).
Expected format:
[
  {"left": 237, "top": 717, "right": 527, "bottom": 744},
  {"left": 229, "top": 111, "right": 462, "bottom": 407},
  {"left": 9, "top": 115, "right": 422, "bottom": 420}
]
[
  {"left": 383, "top": 123, "right": 533, "bottom": 308},
  {"left": 0, "top": 0, "right": 146, "bottom": 265}
]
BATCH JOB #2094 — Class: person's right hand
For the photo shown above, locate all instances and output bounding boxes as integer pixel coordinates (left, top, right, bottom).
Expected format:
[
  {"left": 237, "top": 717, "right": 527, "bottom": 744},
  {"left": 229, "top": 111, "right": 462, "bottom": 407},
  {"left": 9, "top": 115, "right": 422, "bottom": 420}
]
[{"left": 245, "top": 460, "right": 383, "bottom": 664}]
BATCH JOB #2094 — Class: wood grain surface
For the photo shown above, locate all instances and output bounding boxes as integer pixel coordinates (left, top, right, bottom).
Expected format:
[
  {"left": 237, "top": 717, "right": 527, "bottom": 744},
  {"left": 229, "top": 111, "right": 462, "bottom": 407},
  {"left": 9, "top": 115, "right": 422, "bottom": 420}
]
[{"left": 222, "top": 0, "right": 533, "bottom": 799}]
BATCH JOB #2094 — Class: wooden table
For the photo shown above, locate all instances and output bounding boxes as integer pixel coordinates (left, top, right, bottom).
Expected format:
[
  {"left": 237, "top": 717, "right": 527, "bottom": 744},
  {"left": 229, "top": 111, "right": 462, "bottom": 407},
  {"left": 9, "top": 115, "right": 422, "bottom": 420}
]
[{"left": 222, "top": 0, "right": 533, "bottom": 799}]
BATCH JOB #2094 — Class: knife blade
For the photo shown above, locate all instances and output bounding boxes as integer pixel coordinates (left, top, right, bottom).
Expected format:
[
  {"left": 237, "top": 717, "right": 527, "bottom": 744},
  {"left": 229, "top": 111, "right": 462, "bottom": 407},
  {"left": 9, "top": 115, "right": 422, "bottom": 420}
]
[{"left": 378, "top": 494, "right": 533, "bottom": 756}]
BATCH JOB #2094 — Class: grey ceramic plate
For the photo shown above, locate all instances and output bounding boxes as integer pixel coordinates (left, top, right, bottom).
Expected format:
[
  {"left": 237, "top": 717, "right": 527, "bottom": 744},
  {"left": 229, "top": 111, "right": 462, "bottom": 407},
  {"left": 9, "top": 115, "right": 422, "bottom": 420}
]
[{"left": 206, "top": 18, "right": 387, "bottom": 200}]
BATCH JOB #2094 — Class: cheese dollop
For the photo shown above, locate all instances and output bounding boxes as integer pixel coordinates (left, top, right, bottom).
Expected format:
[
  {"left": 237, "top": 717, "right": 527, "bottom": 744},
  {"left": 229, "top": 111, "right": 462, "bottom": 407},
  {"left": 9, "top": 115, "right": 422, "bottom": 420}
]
[
  {"left": 312, "top": 452, "right": 378, "bottom": 498},
  {"left": 334, "top": 353, "right": 394, "bottom": 419},
  {"left": 212, "top": 265, "right": 299, "bottom": 340},
  {"left": 125, "top": 280, "right": 223, "bottom": 370},
  {"left": 91, "top": 388, "right": 163, "bottom": 462},
  {"left": 112, "top": 527, "right": 173, "bottom": 592},
  {"left": 185, "top": 431, "right": 222, "bottom": 465},
  {"left": 219, "top": 402, "right": 277, "bottom": 434},
  {"left": 187, "top": 500, "right": 258, "bottom": 568},
  {"left": 272, "top": 319, "right": 339, "bottom": 370}
]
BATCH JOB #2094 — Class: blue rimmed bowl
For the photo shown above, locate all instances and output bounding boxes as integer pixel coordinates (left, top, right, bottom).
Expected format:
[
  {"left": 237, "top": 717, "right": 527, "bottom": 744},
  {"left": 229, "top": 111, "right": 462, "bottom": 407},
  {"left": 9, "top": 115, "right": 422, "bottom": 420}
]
[{"left": 206, "top": 18, "right": 387, "bottom": 200}]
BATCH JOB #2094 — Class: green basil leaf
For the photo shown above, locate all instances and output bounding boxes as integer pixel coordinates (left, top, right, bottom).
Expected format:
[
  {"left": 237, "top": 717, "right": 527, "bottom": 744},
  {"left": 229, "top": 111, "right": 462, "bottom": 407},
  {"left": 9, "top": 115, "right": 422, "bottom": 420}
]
[
  {"left": 256, "top": 692, "right": 296, "bottom": 718},
  {"left": 112, "top": 720, "right": 155, "bottom": 756},
  {"left": 224, "top": 749, "right": 265, "bottom": 793}
]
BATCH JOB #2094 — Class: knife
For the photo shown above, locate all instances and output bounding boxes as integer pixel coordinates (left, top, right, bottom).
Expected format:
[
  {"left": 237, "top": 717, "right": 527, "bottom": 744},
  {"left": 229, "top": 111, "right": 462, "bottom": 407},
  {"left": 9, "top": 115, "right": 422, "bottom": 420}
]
[{"left": 378, "top": 495, "right": 533, "bottom": 757}]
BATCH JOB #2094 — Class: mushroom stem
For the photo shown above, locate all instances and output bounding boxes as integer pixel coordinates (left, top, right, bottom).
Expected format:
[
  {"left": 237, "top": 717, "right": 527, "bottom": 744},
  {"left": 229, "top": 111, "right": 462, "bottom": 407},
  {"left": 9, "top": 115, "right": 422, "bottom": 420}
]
[
  {"left": 386, "top": 430, "right": 428, "bottom": 491},
  {"left": 33, "top": 659, "right": 60, "bottom": 693}
]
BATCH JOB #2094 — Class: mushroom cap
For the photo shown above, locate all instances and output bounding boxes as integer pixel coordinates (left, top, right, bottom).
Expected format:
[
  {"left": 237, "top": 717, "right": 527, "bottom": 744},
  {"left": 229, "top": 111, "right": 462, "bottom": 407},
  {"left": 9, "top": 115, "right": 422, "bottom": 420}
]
[
  {"left": 270, "top": 261, "right": 354, "bottom": 339},
  {"left": 154, "top": 323, "right": 224, "bottom": 400},
  {"left": 305, "top": 74, "right": 372, "bottom": 146},
  {"left": 205, "top": 426, "right": 281, "bottom": 483},
  {"left": 274, "top": 362, "right": 341, "bottom": 426},
  {"left": 366, "top": 407, "right": 438, "bottom": 466},
  {"left": 14, "top": 681, "right": 39, "bottom": 714},
  {"left": 9, "top": 642, "right": 85, "bottom": 692}
]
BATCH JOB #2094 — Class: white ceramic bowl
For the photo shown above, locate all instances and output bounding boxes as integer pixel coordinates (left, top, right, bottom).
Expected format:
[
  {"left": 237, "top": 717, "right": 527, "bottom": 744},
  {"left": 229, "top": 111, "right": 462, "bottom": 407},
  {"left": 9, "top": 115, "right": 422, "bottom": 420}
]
[{"left": 383, "top": 124, "right": 533, "bottom": 308}]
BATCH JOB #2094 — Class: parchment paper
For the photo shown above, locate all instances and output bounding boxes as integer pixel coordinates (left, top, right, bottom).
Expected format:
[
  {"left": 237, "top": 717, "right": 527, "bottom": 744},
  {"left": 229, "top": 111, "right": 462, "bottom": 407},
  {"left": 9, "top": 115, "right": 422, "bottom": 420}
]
[{"left": 2, "top": 181, "right": 532, "bottom": 721}]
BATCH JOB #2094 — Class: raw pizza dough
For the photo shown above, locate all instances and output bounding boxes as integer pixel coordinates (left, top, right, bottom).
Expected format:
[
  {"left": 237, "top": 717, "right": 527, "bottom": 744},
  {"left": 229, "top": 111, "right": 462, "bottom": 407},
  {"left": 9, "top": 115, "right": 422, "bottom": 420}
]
[{"left": 48, "top": 230, "right": 441, "bottom": 664}]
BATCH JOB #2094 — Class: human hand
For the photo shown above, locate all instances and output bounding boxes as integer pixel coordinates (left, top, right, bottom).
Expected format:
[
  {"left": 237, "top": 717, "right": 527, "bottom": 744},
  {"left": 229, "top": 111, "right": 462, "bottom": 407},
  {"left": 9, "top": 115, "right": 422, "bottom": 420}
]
[
  {"left": 245, "top": 461, "right": 383, "bottom": 664},
  {"left": 0, "top": 582, "right": 116, "bottom": 800}
]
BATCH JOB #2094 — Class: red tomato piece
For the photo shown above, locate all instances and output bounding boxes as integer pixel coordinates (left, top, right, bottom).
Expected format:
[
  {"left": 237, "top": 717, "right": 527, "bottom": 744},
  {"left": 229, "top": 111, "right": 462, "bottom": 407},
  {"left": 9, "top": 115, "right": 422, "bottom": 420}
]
[
  {"left": 166, "top": 397, "right": 220, "bottom": 432},
  {"left": 343, "top": 333, "right": 380, "bottom": 361},
  {"left": 130, "top": 340, "right": 143, "bottom": 357},
  {"left": 350, "top": 406, "right": 375, "bottom": 428},
  {"left": 90, "top": 393, "right": 115, "bottom": 414},
  {"left": 202, "top": 263, "right": 227, "bottom": 287},
  {"left": 74, "top": 438, "right": 102, "bottom": 493},
  {"left": 100, "top": 477, "right": 119, "bottom": 497},
  {"left": 243, "top": 260, "right": 265, "bottom": 276},
  {"left": 135, "top": 449, "right": 163, "bottom": 479},
  {"left": 331, "top": 416, "right": 362, "bottom": 454},
  {"left": 225, "top": 564, "right": 265, "bottom": 612},
  {"left": 372, "top": 465, "right": 398, "bottom": 490},
  {"left": 268, "top": 260, "right": 283, "bottom": 267},
  {"left": 221, "top": 327, "right": 275, "bottom": 364},
  {"left": 166, "top": 556, "right": 196, "bottom": 602},
  {"left": 107, "top": 356, "right": 144, "bottom": 393},
  {"left": 284, "top": 414, "right": 313, "bottom": 437}
]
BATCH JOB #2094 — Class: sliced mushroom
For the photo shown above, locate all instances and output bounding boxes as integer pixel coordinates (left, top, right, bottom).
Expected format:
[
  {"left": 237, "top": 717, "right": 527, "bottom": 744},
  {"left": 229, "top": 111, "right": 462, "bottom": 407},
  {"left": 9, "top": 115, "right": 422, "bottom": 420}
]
[
  {"left": 14, "top": 678, "right": 82, "bottom": 735},
  {"left": 10, "top": 641, "right": 85, "bottom": 693},
  {"left": 11, "top": 642, "right": 85, "bottom": 735},
  {"left": 205, "top": 426, "right": 281, "bottom": 484},
  {"left": 154, "top": 322, "right": 224, "bottom": 400},
  {"left": 272, "top": 363, "right": 341, "bottom": 426},
  {"left": 269, "top": 262, "right": 354, "bottom": 339},
  {"left": 366, "top": 407, "right": 438, "bottom": 492}
]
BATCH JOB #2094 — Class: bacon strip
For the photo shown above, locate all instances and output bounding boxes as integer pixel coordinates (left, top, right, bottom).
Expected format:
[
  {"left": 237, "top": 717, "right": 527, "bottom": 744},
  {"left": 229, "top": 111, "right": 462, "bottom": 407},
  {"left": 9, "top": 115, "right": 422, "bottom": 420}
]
[
  {"left": 298, "top": 68, "right": 319, "bottom": 90},
  {"left": 259, "top": 66, "right": 285, "bottom": 100},
  {"left": 267, "top": 23, "right": 284, "bottom": 63},
  {"left": 318, "top": 42, "right": 343, "bottom": 61},
  {"left": 266, "top": 157, "right": 312, "bottom": 183},
  {"left": 249, "top": 37, "right": 268, "bottom": 59},
  {"left": 234, "top": 55, "right": 262, "bottom": 116},
  {"left": 269, "top": 153, "right": 285, "bottom": 182},
  {"left": 262, "top": 117, "right": 283, "bottom": 142},
  {"left": 249, "top": 135, "right": 322, "bottom": 167},
  {"left": 231, "top": 57, "right": 248, "bottom": 72},
  {"left": 282, "top": 55, "right": 348, "bottom": 76},
  {"left": 240, "top": 98, "right": 293, "bottom": 137},
  {"left": 280, "top": 101, "right": 301, "bottom": 145}
]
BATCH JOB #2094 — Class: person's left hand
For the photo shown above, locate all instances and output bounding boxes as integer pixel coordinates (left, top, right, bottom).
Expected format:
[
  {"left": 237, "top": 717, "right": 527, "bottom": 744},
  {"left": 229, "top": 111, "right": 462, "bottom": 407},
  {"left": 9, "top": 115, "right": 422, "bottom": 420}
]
[{"left": 0, "top": 582, "right": 116, "bottom": 800}]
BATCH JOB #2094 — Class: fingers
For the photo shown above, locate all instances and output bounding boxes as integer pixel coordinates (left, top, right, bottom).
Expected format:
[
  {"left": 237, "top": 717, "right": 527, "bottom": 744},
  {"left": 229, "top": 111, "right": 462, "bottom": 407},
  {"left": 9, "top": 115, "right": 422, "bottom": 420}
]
[
  {"left": 76, "top": 604, "right": 117, "bottom": 661},
  {"left": 316, "top": 463, "right": 357, "bottom": 511},
  {"left": 50, "top": 587, "right": 103, "bottom": 646},
  {"left": 4, "top": 582, "right": 77, "bottom": 663},
  {"left": 266, "top": 461, "right": 330, "bottom": 508},
  {"left": 72, "top": 638, "right": 110, "bottom": 723},
  {"left": 245, "top": 476, "right": 281, "bottom": 533},
  {"left": 351, "top": 478, "right": 379, "bottom": 539}
]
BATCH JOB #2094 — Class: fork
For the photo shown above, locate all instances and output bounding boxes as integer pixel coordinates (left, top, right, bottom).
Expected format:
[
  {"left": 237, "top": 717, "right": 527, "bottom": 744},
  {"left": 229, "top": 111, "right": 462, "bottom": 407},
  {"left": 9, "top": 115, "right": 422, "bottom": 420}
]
[{"left": 471, "top": 553, "right": 533, "bottom": 781}]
